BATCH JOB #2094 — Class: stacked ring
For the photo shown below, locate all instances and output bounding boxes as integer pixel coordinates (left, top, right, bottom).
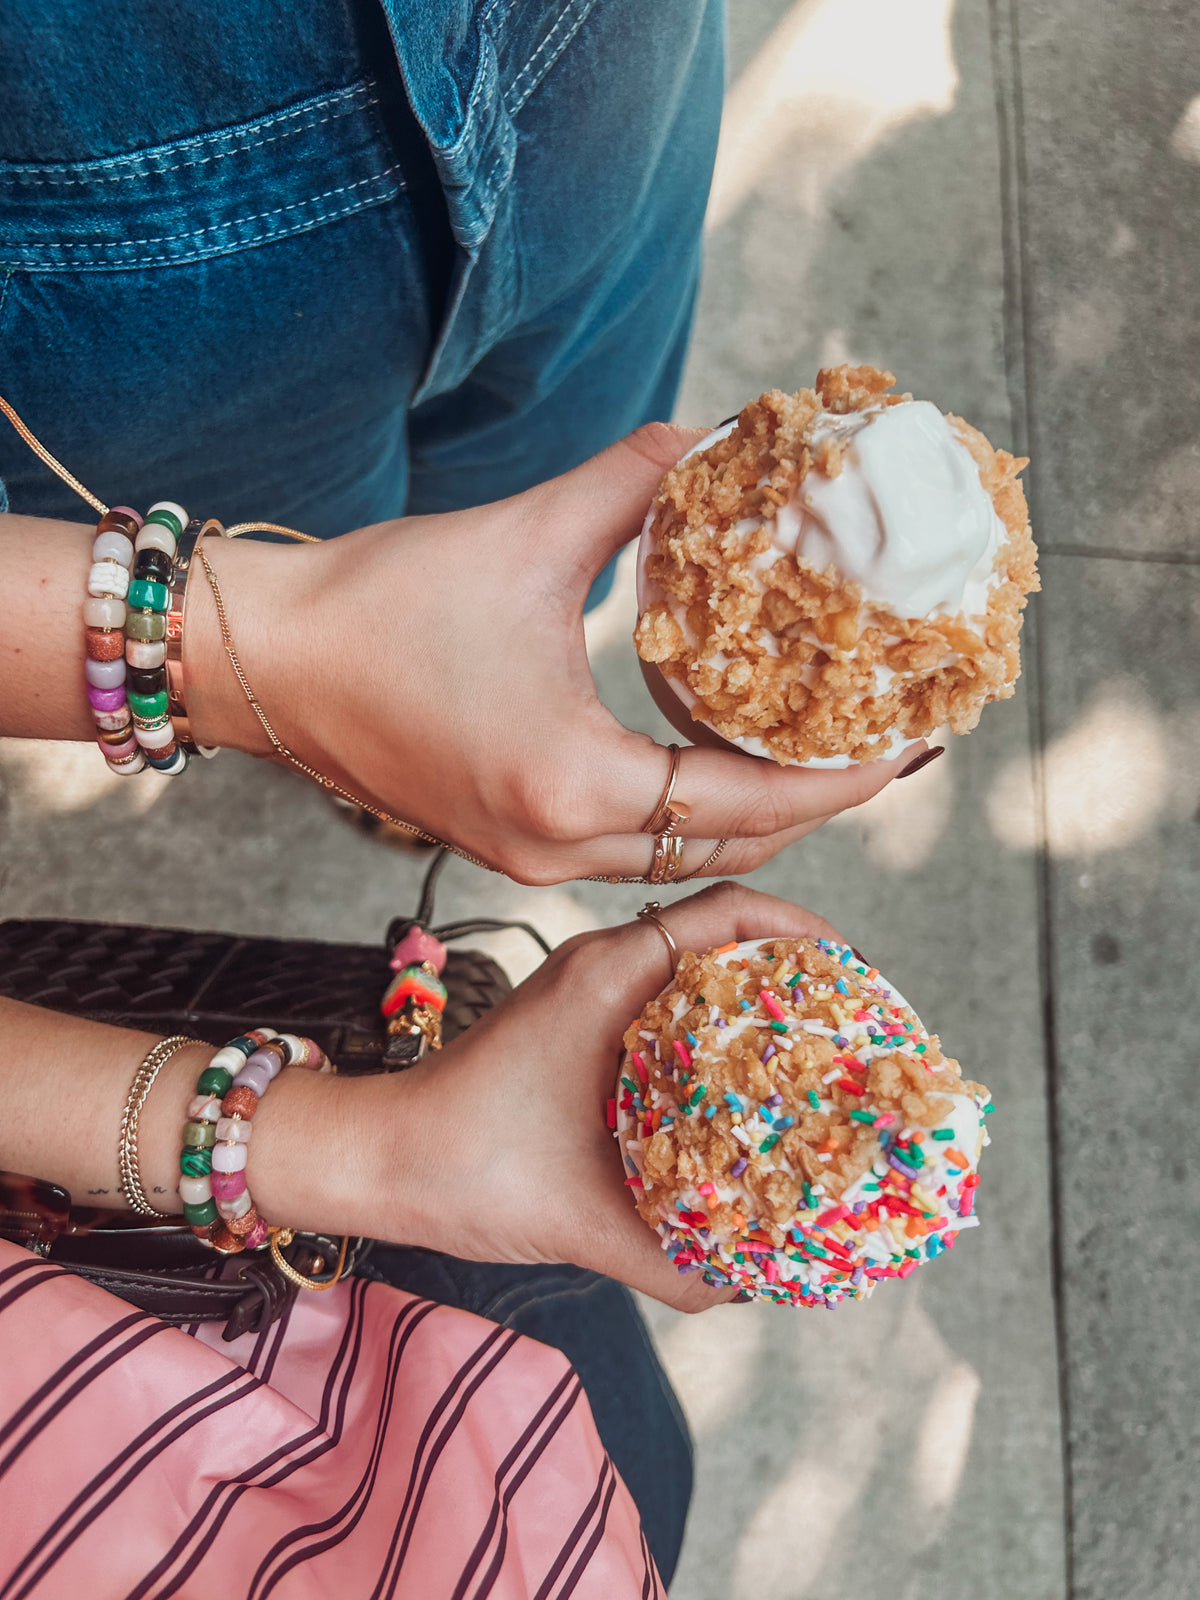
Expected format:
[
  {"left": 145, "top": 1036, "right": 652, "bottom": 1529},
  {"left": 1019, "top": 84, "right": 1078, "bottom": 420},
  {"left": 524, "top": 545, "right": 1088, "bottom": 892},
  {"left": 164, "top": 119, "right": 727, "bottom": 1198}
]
[
  {"left": 85, "top": 506, "right": 144, "bottom": 775},
  {"left": 645, "top": 743, "right": 690, "bottom": 884},
  {"left": 125, "top": 501, "right": 189, "bottom": 775}
]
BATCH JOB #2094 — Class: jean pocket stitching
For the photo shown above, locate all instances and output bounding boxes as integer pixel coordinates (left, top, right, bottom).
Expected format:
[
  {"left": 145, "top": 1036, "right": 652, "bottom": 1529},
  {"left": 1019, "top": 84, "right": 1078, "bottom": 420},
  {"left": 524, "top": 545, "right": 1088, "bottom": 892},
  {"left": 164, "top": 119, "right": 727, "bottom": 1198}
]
[
  {"left": 0, "top": 82, "right": 379, "bottom": 188},
  {"left": 506, "top": 0, "right": 597, "bottom": 117},
  {"left": 4, "top": 167, "right": 404, "bottom": 267}
]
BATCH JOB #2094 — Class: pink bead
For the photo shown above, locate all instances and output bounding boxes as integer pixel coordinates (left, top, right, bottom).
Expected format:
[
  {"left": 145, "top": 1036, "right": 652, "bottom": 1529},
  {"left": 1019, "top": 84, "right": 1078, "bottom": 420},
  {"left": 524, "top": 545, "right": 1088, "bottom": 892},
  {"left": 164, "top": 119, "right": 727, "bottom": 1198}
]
[
  {"left": 92, "top": 529, "right": 134, "bottom": 568},
  {"left": 244, "top": 1217, "right": 269, "bottom": 1250},
  {"left": 87, "top": 684, "right": 126, "bottom": 712},
  {"left": 110, "top": 505, "right": 144, "bottom": 528},
  {"left": 215, "top": 1117, "right": 252, "bottom": 1143},
  {"left": 209, "top": 1169, "right": 246, "bottom": 1201},
  {"left": 212, "top": 1142, "right": 248, "bottom": 1173},
  {"left": 98, "top": 734, "right": 137, "bottom": 760},
  {"left": 188, "top": 1094, "right": 222, "bottom": 1122},
  {"left": 390, "top": 927, "right": 448, "bottom": 974}
]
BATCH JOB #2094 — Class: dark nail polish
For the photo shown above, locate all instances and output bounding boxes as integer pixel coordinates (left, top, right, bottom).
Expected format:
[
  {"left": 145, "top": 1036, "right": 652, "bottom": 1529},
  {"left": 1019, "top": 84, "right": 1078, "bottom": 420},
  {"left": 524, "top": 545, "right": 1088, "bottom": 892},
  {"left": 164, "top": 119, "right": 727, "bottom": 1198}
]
[
  {"left": 896, "top": 745, "right": 945, "bottom": 780},
  {"left": 732, "top": 1289, "right": 755, "bottom": 1303},
  {"left": 850, "top": 947, "right": 869, "bottom": 966}
]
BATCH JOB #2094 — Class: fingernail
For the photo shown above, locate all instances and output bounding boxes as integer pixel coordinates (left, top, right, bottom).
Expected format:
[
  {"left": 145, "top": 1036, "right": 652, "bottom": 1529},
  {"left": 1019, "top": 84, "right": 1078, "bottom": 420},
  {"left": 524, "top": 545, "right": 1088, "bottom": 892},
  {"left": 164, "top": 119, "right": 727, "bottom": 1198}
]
[
  {"left": 896, "top": 745, "right": 944, "bottom": 780},
  {"left": 732, "top": 1289, "right": 755, "bottom": 1303},
  {"left": 850, "top": 947, "right": 869, "bottom": 966}
]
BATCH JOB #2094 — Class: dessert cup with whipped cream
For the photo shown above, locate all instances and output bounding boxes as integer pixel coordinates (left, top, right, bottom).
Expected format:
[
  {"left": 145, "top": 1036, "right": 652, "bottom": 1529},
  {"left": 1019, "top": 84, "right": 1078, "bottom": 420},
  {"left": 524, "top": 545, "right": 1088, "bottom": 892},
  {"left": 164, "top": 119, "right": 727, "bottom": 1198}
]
[
  {"left": 635, "top": 365, "right": 1040, "bottom": 766},
  {"left": 613, "top": 935, "right": 992, "bottom": 1306}
]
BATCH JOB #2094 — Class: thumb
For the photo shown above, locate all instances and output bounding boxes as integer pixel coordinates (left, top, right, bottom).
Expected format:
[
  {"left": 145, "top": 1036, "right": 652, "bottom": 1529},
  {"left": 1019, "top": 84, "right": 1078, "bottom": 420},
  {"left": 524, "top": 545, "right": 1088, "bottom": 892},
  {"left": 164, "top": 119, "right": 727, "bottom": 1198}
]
[{"left": 531, "top": 421, "right": 712, "bottom": 580}]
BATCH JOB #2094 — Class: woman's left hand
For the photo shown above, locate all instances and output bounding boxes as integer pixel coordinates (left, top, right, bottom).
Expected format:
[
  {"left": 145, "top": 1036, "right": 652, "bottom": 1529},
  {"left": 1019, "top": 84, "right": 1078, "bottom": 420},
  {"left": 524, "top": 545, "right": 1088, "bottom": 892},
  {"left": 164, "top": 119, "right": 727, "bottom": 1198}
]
[{"left": 366, "top": 882, "right": 842, "bottom": 1312}]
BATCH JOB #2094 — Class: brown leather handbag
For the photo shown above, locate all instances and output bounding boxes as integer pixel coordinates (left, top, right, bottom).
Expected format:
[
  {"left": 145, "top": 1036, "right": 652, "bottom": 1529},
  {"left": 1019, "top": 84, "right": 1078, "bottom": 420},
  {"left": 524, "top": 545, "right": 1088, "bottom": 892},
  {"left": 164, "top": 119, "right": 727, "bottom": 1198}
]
[{"left": 0, "top": 851, "right": 547, "bottom": 1339}]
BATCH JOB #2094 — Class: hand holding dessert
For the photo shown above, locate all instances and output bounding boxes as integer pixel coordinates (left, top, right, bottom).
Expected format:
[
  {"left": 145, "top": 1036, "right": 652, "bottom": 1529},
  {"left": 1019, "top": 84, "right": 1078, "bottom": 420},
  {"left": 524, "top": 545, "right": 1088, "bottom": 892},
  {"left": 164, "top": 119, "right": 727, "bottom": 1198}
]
[
  {"left": 1, "top": 392, "right": 949, "bottom": 885},
  {"left": 388, "top": 882, "right": 846, "bottom": 1311},
  {"left": 166, "top": 427, "right": 925, "bottom": 883}
]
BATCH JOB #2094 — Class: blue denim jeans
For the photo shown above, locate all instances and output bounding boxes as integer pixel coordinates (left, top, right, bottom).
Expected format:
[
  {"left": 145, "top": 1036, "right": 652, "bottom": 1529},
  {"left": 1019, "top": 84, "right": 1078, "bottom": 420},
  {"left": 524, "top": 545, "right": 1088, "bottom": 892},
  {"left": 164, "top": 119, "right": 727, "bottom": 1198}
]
[
  {"left": 0, "top": 0, "right": 723, "bottom": 598},
  {"left": 0, "top": 0, "right": 724, "bottom": 1577}
]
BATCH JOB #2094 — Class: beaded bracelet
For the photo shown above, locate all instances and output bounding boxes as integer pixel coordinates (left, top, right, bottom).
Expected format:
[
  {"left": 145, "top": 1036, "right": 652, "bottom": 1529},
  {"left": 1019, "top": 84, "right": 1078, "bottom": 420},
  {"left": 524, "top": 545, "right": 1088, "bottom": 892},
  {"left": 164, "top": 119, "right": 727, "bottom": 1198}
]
[
  {"left": 124, "top": 500, "right": 190, "bottom": 776},
  {"left": 84, "top": 505, "right": 145, "bottom": 775},
  {"left": 181, "top": 1027, "right": 329, "bottom": 1255}
]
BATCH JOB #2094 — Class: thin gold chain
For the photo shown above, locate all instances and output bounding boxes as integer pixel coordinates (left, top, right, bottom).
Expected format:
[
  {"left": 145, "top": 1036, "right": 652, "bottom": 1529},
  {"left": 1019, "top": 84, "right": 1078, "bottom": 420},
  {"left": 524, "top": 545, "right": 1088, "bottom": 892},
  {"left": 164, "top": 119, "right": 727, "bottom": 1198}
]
[
  {"left": 0, "top": 395, "right": 109, "bottom": 515},
  {"left": 225, "top": 520, "right": 321, "bottom": 543},
  {"left": 581, "top": 835, "right": 729, "bottom": 885},
  {"left": 195, "top": 546, "right": 498, "bottom": 872}
]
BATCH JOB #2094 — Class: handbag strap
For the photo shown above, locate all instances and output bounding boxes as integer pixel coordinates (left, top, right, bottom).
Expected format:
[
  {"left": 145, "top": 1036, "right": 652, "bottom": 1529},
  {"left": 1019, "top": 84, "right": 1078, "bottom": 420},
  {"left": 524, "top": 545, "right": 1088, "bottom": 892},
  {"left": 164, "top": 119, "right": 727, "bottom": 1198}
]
[{"left": 1, "top": 850, "right": 548, "bottom": 1338}]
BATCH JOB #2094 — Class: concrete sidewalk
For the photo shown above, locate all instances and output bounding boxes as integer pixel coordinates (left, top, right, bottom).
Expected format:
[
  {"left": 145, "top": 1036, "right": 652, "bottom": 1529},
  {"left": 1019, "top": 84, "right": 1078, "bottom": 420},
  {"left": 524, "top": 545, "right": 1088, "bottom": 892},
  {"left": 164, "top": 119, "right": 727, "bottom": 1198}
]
[{"left": 1, "top": 3, "right": 1196, "bottom": 1596}]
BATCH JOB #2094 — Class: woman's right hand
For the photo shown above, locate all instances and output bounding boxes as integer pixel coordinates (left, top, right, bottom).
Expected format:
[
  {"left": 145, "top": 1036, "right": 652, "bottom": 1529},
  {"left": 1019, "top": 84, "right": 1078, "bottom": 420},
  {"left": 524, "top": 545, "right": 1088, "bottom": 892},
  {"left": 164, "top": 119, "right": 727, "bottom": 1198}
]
[{"left": 354, "top": 883, "right": 845, "bottom": 1313}]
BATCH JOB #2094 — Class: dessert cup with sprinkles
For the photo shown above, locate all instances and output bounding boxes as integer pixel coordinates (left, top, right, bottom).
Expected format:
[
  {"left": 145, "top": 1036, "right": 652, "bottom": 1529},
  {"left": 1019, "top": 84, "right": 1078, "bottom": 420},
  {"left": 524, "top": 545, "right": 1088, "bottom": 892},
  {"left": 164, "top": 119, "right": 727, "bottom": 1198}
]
[
  {"left": 613, "top": 937, "right": 992, "bottom": 1306},
  {"left": 634, "top": 364, "right": 1040, "bottom": 767}
]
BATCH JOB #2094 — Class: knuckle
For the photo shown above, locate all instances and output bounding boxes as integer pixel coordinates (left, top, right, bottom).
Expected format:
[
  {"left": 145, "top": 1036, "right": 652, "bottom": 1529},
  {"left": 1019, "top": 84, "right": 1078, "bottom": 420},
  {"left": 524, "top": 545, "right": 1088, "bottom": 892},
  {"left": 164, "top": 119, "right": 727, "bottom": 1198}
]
[
  {"left": 509, "top": 778, "right": 576, "bottom": 845},
  {"left": 690, "top": 879, "right": 745, "bottom": 911},
  {"left": 496, "top": 845, "right": 560, "bottom": 887},
  {"left": 620, "top": 421, "right": 696, "bottom": 475}
]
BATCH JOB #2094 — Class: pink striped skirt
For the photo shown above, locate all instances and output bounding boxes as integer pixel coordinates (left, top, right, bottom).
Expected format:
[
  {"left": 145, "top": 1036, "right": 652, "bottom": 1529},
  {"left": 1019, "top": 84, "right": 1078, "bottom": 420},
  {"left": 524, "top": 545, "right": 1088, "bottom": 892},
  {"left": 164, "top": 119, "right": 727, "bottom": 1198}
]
[{"left": 0, "top": 1243, "right": 663, "bottom": 1599}]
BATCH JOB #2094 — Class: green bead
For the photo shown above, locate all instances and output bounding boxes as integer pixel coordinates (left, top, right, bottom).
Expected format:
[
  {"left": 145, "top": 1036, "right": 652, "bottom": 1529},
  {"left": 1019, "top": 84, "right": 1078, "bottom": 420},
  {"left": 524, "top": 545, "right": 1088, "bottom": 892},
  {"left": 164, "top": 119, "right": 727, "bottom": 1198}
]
[
  {"left": 127, "top": 689, "right": 169, "bottom": 718},
  {"left": 180, "top": 1147, "right": 212, "bottom": 1177},
  {"left": 197, "top": 1066, "right": 233, "bottom": 1096},
  {"left": 182, "top": 1198, "right": 218, "bottom": 1226},
  {"left": 182, "top": 1119, "right": 216, "bottom": 1148},
  {"left": 144, "top": 508, "right": 183, "bottom": 539},
  {"left": 125, "top": 610, "right": 166, "bottom": 642},
  {"left": 127, "top": 578, "right": 169, "bottom": 612}
]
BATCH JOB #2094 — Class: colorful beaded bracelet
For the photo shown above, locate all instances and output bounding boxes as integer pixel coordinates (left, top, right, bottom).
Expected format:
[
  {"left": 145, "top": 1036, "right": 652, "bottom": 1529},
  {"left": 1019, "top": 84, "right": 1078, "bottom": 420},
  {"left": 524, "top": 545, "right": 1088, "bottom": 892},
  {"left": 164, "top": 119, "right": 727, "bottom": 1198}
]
[
  {"left": 84, "top": 505, "right": 145, "bottom": 775},
  {"left": 124, "top": 500, "right": 190, "bottom": 776},
  {"left": 181, "top": 1027, "right": 329, "bottom": 1255}
]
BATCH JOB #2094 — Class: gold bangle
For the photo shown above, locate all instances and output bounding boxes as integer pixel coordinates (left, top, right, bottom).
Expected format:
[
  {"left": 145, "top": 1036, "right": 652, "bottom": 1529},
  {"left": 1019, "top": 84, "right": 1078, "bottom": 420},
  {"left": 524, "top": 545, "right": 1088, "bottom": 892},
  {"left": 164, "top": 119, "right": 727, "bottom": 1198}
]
[
  {"left": 118, "top": 1036, "right": 205, "bottom": 1218},
  {"left": 166, "top": 517, "right": 225, "bottom": 757},
  {"left": 268, "top": 1228, "right": 350, "bottom": 1291}
]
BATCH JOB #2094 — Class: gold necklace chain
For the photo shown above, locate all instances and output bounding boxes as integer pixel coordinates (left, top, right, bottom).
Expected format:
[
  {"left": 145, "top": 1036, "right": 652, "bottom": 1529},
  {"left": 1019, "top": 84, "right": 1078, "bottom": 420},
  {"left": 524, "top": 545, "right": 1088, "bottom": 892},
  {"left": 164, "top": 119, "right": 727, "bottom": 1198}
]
[{"left": 0, "top": 394, "right": 109, "bottom": 515}]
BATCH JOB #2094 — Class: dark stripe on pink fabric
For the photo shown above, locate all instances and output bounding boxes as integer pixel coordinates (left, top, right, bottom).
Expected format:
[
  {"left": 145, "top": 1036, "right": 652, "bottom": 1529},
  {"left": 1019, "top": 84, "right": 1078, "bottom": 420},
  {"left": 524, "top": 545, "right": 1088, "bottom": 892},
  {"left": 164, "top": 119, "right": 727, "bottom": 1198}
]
[
  {"left": 255, "top": 1284, "right": 298, "bottom": 1385},
  {"left": 0, "top": 1317, "right": 169, "bottom": 1476},
  {"left": 256, "top": 1320, "right": 518, "bottom": 1600},
  {"left": 453, "top": 1372, "right": 584, "bottom": 1600},
  {"left": 0, "top": 1259, "right": 73, "bottom": 1316},
  {"left": 377, "top": 1328, "right": 522, "bottom": 1600},
  {"left": 553, "top": 1461, "right": 619, "bottom": 1600},
  {"left": 156, "top": 1287, "right": 433, "bottom": 1600},
  {"left": 0, "top": 1308, "right": 148, "bottom": 1457},
  {"left": 3, "top": 1370, "right": 258, "bottom": 1600},
  {"left": 130, "top": 1276, "right": 385, "bottom": 1600},
  {"left": 527, "top": 1456, "right": 614, "bottom": 1600}
]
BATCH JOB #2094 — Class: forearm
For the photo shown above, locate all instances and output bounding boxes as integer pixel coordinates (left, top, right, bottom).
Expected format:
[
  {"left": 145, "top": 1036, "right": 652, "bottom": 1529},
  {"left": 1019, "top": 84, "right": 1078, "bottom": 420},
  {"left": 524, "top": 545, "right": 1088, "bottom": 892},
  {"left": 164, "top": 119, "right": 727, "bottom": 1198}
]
[
  {"left": 0, "top": 996, "right": 426, "bottom": 1241},
  {"left": 0, "top": 511, "right": 323, "bottom": 755}
]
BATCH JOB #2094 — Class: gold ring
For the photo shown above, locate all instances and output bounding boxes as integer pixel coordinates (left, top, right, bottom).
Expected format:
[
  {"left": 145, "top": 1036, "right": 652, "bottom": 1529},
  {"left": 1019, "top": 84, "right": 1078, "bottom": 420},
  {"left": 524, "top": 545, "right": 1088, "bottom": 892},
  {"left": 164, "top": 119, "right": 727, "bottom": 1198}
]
[
  {"left": 677, "top": 838, "right": 730, "bottom": 881},
  {"left": 648, "top": 830, "right": 685, "bottom": 885},
  {"left": 638, "top": 903, "right": 678, "bottom": 969},
  {"left": 645, "top": 744, "right": 691, "bottom": 836}
]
